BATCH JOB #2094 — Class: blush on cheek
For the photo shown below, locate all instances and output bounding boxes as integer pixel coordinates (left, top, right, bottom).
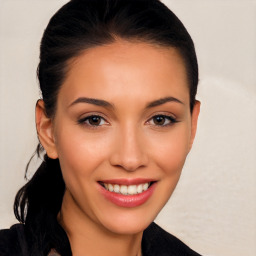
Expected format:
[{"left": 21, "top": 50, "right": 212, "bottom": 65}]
[{"left": 158, "top": 142, "right": 189, "bottom": 176}]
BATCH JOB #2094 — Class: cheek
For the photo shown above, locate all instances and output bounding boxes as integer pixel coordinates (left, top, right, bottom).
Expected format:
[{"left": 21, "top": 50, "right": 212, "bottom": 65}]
[
  {"left": 149, "top": 125, "right": 191, "bottom": 176},
  {"left": 150, "top": 125, "right": 191, "bottom": 208},
  {"left": 54, "top": 124, "right": 111, "bottom": 182},
  {"left": 54, "top": 127, "right": 111, "bottom": 215}
]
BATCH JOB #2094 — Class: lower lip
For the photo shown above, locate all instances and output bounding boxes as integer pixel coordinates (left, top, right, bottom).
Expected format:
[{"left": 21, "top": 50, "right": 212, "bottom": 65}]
[{"left": 98, "top": 182, "right": 157, "bottom": 208}]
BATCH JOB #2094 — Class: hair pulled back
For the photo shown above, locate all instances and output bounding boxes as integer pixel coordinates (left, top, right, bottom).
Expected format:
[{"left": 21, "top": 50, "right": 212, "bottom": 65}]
[{"left": 14, "top": 0, "right": 198, "bottom": 254}]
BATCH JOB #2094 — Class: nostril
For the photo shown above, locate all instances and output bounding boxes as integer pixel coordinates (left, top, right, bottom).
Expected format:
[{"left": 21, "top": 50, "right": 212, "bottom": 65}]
[{"left": 109, "top": 135, "right": 149, "bottom": 171}]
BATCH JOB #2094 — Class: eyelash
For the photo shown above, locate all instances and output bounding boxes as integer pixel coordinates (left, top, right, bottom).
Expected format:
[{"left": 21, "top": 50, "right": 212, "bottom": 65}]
[
  {"left": 77, "top": 114, "right": 178, "bottom": 128},
  {"left": 77, "top": 115, "right": 108, "bottom": 128},
  {"left": 147, "top": 114, "right": 178, "bottom": 127}
]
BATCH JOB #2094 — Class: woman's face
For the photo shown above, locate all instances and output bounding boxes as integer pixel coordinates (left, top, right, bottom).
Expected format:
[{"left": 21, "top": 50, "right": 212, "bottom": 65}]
[{"left": 40, "top": 40, "right": 199, "bottom": 235}]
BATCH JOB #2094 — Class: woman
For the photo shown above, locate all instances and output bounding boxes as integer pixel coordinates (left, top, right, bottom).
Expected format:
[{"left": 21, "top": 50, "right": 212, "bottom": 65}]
[{"left": 0, "top": 0, "right": 201, "bottom": 255}]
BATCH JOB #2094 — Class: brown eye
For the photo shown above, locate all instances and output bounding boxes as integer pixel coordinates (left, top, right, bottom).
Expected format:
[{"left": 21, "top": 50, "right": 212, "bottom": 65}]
[
  {"left": 148, "top": 115, "right": 177, "bottom": 126},
  {"left": 88, "top": 116, "right": 102, "bottom": 125},
  {"left": 153, "top": 116, "right": 166, "bottom": 125},
  {"left": 78, "top": 115, "right": 107, "bottom": 126}
]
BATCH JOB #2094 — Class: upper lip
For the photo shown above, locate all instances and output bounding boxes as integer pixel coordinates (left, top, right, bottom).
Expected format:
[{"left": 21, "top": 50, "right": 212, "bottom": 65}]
[{"left": 98, "top": 178, "right": 156, "bottom": 185}]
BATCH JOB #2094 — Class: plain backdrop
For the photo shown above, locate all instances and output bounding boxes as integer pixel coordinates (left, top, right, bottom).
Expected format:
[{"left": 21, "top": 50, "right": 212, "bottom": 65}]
[{"left": 0, "top": 1, "right": 256, "bottom": 256}]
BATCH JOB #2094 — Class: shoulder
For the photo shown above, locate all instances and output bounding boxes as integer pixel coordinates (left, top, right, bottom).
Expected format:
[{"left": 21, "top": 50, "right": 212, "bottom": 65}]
[
  {"left": 142, "top": 222, "right": 202, "bottom": 256},
  {"left": 0, "top": 224, "right": 29, "bottom": 256}
]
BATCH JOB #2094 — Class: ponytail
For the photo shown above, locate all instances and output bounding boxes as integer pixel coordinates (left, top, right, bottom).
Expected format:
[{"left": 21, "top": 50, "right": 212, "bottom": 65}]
[{"left": 14, "top": 151, "right": 71, "bottom": 255}]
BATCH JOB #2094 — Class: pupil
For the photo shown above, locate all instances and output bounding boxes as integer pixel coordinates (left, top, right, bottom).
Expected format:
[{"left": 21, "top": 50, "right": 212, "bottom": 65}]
[
  {"left": 154, "top": 116, "right": 165, "bottom": 125},
  {"left": 90, "top": 116, "right": 100, "bottom": 125}
]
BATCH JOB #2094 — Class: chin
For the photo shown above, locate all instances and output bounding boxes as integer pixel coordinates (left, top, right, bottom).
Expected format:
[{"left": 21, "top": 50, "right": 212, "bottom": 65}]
[
  {"left": 98, "top": 207, "right": 159, "bottom": 235},
  {"left": 92, "top": 182, "right": 174, "bottom": 235}
]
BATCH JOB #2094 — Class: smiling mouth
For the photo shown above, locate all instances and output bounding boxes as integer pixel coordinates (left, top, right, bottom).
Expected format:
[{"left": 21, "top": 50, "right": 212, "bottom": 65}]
[{"left": 99, "top": 182, "right": 155, "bottom": 196}]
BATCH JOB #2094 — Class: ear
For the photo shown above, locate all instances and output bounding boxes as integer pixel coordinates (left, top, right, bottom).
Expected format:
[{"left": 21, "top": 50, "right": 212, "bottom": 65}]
[
  {"left": 36, "top": 100, "right": 58, "bottom": 159},
  {"left": 188, "top": 100, "right": 200, "bottom": 151}
]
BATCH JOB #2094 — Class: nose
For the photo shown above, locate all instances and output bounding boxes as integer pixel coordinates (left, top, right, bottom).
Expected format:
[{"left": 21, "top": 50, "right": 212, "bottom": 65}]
[{"left": 109, "top": 126, "right": 149, "bottom": 172}]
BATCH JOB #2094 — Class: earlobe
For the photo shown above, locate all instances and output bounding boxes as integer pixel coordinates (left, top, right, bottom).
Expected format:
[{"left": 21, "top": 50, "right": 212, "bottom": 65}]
[
  {"left": 188, "top": 100, "right": 200, "bottom": 151},
  {"left": 35, "top": 100, "right": 58, "bottom": 159}
]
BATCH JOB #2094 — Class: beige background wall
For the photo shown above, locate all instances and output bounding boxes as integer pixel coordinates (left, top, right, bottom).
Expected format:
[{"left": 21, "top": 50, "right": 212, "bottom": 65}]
[{"left": 0, "top": 0, "right": 255, "bottom": 255}]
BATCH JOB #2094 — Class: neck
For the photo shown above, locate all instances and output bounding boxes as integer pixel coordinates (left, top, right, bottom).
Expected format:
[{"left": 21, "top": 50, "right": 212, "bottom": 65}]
[{"left": 58, "top": 190, "right": 143, "bottom": 256}]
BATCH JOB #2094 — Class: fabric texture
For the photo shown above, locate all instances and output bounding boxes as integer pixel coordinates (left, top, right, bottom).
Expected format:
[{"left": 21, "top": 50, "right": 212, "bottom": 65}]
[{"left": 0, "top": 222, "right": 201, "bottom": 256}]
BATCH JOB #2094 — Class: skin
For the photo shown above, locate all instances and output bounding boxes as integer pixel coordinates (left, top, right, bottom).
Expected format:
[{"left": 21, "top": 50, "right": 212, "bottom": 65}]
[{"left": 36, "top": 40, "right": 200, "bottom": 256}]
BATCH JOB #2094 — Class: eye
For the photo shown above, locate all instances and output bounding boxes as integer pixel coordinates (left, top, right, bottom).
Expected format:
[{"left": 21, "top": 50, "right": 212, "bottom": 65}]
[
  {"left": 78, "top": 115, "right": 108, "bottom": 127},
  {"left": 148, "top": 115, "right": 177, "bottom": 126}
]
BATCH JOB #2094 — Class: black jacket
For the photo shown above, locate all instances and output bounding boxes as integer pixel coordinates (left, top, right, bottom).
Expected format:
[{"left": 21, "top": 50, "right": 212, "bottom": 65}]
[{"left": 0, "top": 222, "right": 201, "bottom": 256}]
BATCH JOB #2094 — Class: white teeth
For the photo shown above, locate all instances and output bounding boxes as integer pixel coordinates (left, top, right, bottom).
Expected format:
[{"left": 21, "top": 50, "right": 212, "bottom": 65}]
[
  {"left": 108, "top": 184, "right": 114, "bottom": 192},
  {"left": 143, "top": 183, "right": 149, "bottom": 191},
  {"left": 113, "top": 184, "right": 120, "bottom": 193},
  {"left": 103, "top": 182, "right": 151, "bottom": 195},
  {"left": 120, "top": 185, "right": 128, "bottom": 195},
  {"left": 127, "top": 185, "right": 137, "bottom": 195},
  {"left": 137, "top": 184, "right": 143, "bottom": 194}
]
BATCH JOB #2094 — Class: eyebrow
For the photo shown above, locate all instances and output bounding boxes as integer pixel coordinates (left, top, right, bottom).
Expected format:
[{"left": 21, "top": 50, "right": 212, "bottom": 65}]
[
  {"left": 69, "top": 97, "right": 114, "bottom": 108},
  {"left": 146, "top": 96, "right": 184, "bottom": 108},
  {"left": 69, "top": 96, "right": 183, "bottom": 109}
]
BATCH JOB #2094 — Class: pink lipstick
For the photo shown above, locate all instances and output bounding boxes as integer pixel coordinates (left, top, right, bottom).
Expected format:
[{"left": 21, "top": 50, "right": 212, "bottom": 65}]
[{"left": 97, "top": 179, "right": 157, "bottom": 208}]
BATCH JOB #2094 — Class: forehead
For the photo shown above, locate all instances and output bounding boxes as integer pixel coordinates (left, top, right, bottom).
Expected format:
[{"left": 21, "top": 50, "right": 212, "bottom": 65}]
[{"left": 59, "top": 40, "right": 189, "bottom": 107}]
